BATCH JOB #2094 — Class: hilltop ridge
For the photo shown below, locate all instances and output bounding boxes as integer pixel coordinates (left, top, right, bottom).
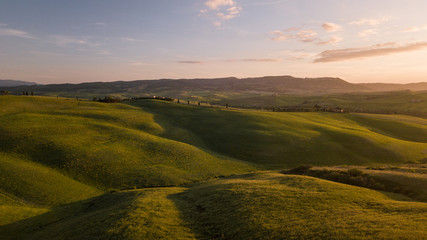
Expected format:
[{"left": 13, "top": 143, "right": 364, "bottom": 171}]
[
  {"left": 0, "top": 80, "right": 38, "bottom": 87},
  {"left": 3, "top": 76, "right": 427, "bottom": 96},
  {"left": 0, "top": 76, "right": 370, "bottom": 95}
]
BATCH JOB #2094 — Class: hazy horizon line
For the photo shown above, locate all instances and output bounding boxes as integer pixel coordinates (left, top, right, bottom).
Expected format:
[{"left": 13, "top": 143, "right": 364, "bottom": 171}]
[{"left": 2, "top": 75, "right": 426, "bottom": 85}]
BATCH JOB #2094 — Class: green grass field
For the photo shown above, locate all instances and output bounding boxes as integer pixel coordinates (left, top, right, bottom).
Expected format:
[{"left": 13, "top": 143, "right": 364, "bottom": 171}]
[
  {"left": 129, "top": 99, "right": 427, "bottom": 167},
  {"left": 0, "top": 95, "right": 426, "bottom": 239},
  {"left": 1, "top": 172, "right": 426, "bottom": 240},
  {"left": 217, "top": 91, "right": 427, "bottom": 118},
  {"left": 0, "top": 96, "right": 255, "bottom": 191}
]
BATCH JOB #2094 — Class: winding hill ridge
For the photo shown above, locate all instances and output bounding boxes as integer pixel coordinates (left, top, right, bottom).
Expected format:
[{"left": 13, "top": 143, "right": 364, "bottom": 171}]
[
  {"left": 0, "top": 80, "right": 38, "bottom": 87},
  {"left": 359, "top": 82, "right": 427, "bottom": 92},
  {"left": 1, "top": 76, "right": 370, "bottom": 95}
]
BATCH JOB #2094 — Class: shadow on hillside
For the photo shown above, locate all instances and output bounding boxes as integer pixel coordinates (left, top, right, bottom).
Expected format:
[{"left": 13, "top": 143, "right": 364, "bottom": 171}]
[
  {"left": 124, "top": 99, "right": 216, "bottom": 148},
  {"left": 125, "top": 99, "right": 407, "bottom": 167},
  {"left": 0, "top": 191, "right": 138, "bottom": 240},
  {"left": 305, "top": 127, "right": 404, "bottom": 166},
  {"left": 167, "top": 186, "right": 219, "bottom": 240},
  {"left": 125, "top": 100, "right": 258, "bottom": 165},
  {"left": 348, "top": 115, "right": 427, "bottom": 143}
]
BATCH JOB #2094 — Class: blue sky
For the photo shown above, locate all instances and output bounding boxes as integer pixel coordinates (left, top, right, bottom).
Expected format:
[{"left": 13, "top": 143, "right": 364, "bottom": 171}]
[{"left": 1, "top": 0, "right": 427, "bottom": 84}]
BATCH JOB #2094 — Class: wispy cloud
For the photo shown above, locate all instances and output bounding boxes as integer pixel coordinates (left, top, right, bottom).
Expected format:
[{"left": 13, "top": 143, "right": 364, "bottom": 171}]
[
  {"left": 29, "top": 50, "right": 70, "bottom": 57},
  {"left": 314, "top": 41, "right": 427, "bottom": 63},
  {"left": 217, "top": 6, "right": 240, "bottom": 20},
  {"left": 236, "top": 58, "right": 282, "bottom": 62},
  {"left": 286, "top": 53, "right": 312, "bottom": 61},
  {"left": 317, "top": 36, "right": 342, "bottom": 45},
  {"left": 358, "top": 29, "right": 377, "bottom": 37},
  {"left": 120, "top": 37, "right": 145, "bottom": 43},
  {"left": 129, "top": 61, "right": 157, "bottom": 66},
  {"left": 98, "top": 50, "right": 111, "bottom": 55},
  {"left": 402, "top": 25, "right": 427, "bottom": 32},
  {"left": 322, "top": 22, "right": 342, "bottom": 32},
  {"left": 205, "top": 0, "right": 235, "bottom": 10},
  {"left": 178, "top": 60, "right": 206, "bottom": 64},
  {"left": 0, "top": 26, "right": 35, "bottom": 39},
  {"left": 297, "top": 30, "right": 317, "bottom": 42},
  {"left": 50, "top": 35, "right": 98, "bottom": 46},
  {"left": 270, "top": 28, "right": 317, "bottom": 43},
  {"left": 349, "top": 16, "right": 392, "bottom": 26},
  {"left": 90, "top": 22, "right": 108, "bottom": 29},
  {"left": 200, "top": 0, "right": 241, "bottom": 29},
  {"left": 178, "top": 58, "right": 282, "bottom": 64},
  {"left": 244, "top": 0, "right": 288, "bottom": 6}
]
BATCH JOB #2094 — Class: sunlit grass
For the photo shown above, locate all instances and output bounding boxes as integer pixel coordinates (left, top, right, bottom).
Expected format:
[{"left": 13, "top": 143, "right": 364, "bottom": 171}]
[
  {"left": 0, "top": 95, "right": 426, "bottom": 239},
  {"left": 0, "top": 96, "right": 255, "bottom": 191},
  {"left": 3, "top": 172, "right": 425, "bottom": 239},
  {"left": 130, "top": 99, "right": 427, "bottom": 167},
  {"left": 177, "top": 172, "right": 427, "bottom": 239}
]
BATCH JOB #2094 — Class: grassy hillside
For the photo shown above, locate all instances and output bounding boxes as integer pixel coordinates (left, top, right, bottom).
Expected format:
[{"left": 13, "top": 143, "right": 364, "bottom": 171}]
[
  {"left": 129, "top": 100, "right": 427, "bottom": 167},
  {"left": 0, "top": 96, "right": 255, "bottom": 192},
  {"left": 312, "top": 164, "right": 427, "bottom": 202},
  {"left": 0, "top": 194, "right": 48, "bottom": 226},
  {"left": 214, "top": 91, "right": 427, "bottom": 118},
  {"left": 0, "top": 153, "right": 102, "bottom": 206},
  {"left": 2, "top": 172, "right": 426, "bottom": 239},
  {"left": 286, "top": 91, "right": 427, "bottom": 118},
  {"left": 0, "top": 95, "right": 426, "bottom": 239},
  {"left": 177, "top": 172, "right": 427, "bottom": 240},
  {"left": 0, "top": 188, "right": 196, "bottom": 240}
]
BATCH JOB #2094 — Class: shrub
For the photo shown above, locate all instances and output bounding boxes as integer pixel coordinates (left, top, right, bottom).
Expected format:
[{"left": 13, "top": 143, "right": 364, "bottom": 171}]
[
  {"left": 348, "top": 168, "right": 363, "bottom": 177},
  {"left": 283, "top": 165, "right": 313, "bottom": 174}
]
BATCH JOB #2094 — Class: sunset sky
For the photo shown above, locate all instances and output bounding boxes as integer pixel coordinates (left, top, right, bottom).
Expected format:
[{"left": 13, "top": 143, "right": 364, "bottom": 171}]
[{"left": 1, "top": 0, "right": 427, "bottom": 84}]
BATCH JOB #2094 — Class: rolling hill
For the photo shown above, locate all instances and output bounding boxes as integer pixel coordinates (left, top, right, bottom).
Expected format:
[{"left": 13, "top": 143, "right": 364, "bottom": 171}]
[
  {"left": 1, "top": 76, "right": 370, "bottom": 96},
  {"left": 0, "top": 96, "right": 255, "bottom": 192},
  {"left": 0, "top": 95, "right": 426, "bottom": 239},
  {"left": 129, "top": 99, "right": 427, "bottom": 167},
  {"left": 359, "top": 82, "right": 427, "bottom": 92},
  {"left": 1, "top": 172, "right": 426, "bottom": 240},
  {"left": 0, "top": 80, "right": 38, "bottom": 87},
  {"left": 3, "top": 76, "right": 427, "bottom": 99}
]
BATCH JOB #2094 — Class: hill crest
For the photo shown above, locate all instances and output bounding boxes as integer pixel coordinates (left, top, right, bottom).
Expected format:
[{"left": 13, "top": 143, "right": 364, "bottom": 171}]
[
  {"left": 0, "top": 80, "right": 38, "bottom": 87},
  {"left": 1, "top": 76, "right": 368, "bottom": 95}
]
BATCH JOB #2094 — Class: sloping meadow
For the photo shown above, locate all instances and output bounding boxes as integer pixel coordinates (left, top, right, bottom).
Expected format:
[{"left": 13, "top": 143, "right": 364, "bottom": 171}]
[
  {"left": 129, "top": 100, "right": 427, "bottom": 167},
  {"left": 0, "top": 96, "right": 426, "bottom": 239}
]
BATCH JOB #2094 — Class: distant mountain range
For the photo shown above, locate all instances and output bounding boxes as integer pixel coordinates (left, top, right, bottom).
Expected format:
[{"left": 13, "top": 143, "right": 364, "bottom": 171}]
[
  {"left": 1, "top": 76, "right": 426, "bottom": 96},
  {"left": 0, "top": 80, "right": 38, "bottom": 87},
  {"left": 358, "top": 82, "right": 427, "bottom": 92}
]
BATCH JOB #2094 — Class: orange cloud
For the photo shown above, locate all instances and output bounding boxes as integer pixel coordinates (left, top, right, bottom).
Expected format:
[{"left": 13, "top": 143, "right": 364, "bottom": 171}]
[
  {"left": 349, "top": 16, "right": 392, "bottom": 26},
  {"left": 322, "top": 22, "right": 342, "bottom": 32},
  {"left": 317, "top": 36, "right": 342, "bottom": 45},
  {"left": 270, "top": 28, "right": 317, "bottom": 43},
  {"left": 358, "top": 29, "right": 377, "bottom": 37},
  {"left": 201, "top": 0, "right": 241, "bottom": 29},
  {"left": 205, "top": 0, "right": 235, "bottom": 10},
  {"left": 240, "top": 58, "right": 282, "bottom": 62},
  {"left": 314, "top": 42, "right": 427, "bottom": 63},
  {"left": 402, "top": 25, "right": 427, "bottom": 32},
  {"left": 0, "top": 27, "right": 35, "bottom": 39},
  {"left": 178, "top": 58, "right": 282, "bottom": 63}
]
